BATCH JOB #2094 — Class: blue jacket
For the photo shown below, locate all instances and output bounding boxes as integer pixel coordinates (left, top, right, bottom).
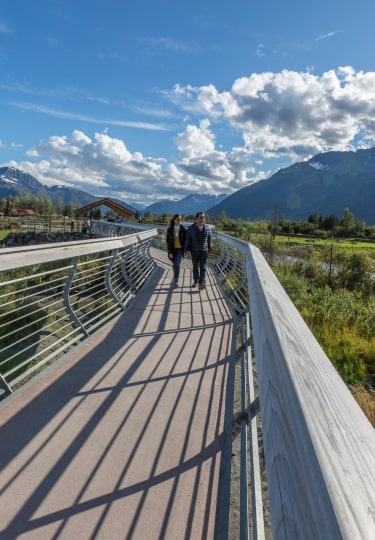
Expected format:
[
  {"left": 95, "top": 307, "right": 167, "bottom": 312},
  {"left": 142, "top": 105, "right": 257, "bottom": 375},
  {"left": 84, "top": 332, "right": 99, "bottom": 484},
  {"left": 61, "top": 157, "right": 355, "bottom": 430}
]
[{"left": 184, "top": 223, "right": 212, "bottom": 252}]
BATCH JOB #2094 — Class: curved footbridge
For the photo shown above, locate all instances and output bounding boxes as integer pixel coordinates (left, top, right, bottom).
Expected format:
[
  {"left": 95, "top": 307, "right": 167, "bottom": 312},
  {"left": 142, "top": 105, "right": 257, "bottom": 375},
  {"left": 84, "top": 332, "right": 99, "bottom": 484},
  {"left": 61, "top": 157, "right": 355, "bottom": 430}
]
[
  {"left": 1, "top": 223, "right": 375, "bottom": 540},
  {"left": 0, "top": 250, "right": 236, "bottom": 540}
]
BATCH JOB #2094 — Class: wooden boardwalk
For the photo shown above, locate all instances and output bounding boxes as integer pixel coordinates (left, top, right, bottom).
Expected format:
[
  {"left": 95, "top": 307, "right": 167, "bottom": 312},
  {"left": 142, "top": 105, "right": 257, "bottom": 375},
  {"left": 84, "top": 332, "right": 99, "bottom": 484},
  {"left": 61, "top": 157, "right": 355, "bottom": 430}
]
[{"left": 0, "top": 250, "right": 235, "bottom": 540}]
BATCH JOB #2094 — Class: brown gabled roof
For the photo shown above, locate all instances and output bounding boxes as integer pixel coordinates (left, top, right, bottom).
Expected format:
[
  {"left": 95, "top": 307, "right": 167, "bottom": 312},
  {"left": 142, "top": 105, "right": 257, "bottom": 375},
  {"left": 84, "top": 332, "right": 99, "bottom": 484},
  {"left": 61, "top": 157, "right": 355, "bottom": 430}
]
[
  {"left": 74, "top": 198, "right": 136, "bottom": 217},
  {"left": 11, "top": 208, "right": 35, "bottom": 215}
]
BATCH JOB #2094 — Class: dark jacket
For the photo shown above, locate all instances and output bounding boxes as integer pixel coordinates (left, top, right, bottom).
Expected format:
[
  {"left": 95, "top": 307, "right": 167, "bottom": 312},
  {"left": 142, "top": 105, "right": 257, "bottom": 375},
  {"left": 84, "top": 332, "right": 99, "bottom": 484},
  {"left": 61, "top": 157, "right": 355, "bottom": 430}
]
[
  {"left": 184, "top": 223, "right": 212, "bottom": 252},
  {"left": 166, "top": 224, "right": 187, "bottom": 257}
]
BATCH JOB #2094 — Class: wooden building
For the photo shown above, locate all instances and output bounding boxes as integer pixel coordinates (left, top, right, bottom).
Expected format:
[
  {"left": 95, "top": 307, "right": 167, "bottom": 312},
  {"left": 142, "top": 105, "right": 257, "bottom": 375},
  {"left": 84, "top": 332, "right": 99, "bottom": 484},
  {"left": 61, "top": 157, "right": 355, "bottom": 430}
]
[{"left": 74, "top": 198, "right": 136, "bottom": 219}]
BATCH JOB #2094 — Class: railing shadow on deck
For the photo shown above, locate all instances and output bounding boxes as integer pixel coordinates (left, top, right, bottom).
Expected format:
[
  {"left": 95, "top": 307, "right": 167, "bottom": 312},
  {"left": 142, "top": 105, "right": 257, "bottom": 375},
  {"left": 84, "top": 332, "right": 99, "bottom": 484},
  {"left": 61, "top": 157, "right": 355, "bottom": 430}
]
[{"left": 0, "top": 258, "right": 234, "bottom": 539}]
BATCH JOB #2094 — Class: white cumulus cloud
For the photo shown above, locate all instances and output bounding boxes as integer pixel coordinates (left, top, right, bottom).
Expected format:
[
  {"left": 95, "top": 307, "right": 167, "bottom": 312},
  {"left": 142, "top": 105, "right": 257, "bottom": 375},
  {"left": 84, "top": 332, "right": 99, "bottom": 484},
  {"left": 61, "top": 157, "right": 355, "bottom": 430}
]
[{"left": 6, "top": 67, "right": 375, "bottom": 206}]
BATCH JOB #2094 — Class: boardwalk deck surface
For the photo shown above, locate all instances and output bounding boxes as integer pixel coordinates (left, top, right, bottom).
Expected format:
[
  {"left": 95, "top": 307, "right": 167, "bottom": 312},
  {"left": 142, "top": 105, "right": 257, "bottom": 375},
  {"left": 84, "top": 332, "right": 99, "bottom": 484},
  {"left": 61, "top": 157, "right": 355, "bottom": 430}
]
[{"left": 0, "top": 250, "right": 235, "bottom": 540}]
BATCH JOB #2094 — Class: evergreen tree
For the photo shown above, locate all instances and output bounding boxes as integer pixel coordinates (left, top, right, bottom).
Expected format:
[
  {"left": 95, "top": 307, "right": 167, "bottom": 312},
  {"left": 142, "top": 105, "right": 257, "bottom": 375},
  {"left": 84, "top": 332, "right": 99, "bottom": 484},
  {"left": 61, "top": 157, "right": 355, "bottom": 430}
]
[{"left": 341, "top": 208, "right": 356, "bottom": 233}]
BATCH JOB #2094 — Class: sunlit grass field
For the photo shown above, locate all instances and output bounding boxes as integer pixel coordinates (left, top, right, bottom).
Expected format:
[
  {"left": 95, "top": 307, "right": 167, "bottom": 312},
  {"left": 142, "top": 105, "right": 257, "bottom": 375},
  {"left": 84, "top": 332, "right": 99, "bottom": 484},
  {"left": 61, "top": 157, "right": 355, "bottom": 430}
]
[{"left": 275, "top": 234, "right": 375, "bottom": 254}]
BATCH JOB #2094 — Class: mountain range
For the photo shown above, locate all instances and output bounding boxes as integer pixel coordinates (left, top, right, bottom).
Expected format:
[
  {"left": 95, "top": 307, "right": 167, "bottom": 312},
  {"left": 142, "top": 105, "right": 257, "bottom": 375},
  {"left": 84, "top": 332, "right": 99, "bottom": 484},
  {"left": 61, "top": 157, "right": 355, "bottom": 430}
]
[
  {"left": 210, "top": 148, "right": 375, "bottom": 225},
  {"left": 145, "top": 193, "right": 227, "bottom": 216},
  {"left": 0, "top": 166, "right": 225, "bottom": 217},
  {"left": 0, "top": 166, "right": 141, "bottom": 213},
  {"left": 0, "top": 146, "right": 374, "bottom": 224}
]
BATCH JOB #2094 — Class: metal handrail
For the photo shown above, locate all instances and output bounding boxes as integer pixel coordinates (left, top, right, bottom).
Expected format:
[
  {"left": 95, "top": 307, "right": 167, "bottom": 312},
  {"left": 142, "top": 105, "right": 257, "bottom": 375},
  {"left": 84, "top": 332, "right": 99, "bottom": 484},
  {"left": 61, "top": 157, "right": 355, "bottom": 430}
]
[
  {"left": 0, "top": 229, "right": 158, "bottom": 396},
  {"left": 213, "top": 236, "right": 266, "bottom": 540}
]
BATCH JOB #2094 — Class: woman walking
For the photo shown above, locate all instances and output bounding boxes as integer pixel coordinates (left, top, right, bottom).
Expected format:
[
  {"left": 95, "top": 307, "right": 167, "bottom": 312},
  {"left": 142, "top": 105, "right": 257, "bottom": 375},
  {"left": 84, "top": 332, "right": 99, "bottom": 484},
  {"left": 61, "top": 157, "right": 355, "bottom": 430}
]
[{"left": 166, "top": 214, "right": 187, "bottom": 289}]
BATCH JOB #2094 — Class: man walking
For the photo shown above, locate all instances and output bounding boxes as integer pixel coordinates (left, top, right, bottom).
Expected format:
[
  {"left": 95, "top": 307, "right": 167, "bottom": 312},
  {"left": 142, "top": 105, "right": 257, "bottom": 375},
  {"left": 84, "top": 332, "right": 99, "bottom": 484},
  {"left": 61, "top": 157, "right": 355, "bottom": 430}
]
[{"left": 184, "top": 212, "right": 212, "bottom": 291}]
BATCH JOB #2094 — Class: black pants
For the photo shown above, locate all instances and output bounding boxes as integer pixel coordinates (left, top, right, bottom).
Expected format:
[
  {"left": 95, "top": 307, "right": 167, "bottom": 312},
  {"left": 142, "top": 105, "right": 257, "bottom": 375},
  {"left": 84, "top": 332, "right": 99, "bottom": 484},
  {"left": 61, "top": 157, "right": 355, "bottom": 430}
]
[{"left": 191, "top": 250, "right": 208, "bottom": 284}]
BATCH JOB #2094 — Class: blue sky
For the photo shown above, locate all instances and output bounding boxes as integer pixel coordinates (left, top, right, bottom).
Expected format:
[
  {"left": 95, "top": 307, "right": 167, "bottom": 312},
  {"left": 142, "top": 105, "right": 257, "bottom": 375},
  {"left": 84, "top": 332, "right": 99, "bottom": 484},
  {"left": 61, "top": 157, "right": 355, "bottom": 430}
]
[{"left": 1, "top": 0, "right": 375, "bottom": 207}]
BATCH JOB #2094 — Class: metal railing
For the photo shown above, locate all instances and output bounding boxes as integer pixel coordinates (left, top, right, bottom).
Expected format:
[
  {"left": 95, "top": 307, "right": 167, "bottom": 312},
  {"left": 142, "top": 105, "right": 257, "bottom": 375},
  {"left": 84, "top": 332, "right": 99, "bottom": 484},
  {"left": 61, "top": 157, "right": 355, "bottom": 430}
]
[
  {"left": 213, "top": 235, "right": 265, "bottom": 539},
  {"left": 0, "top": 227, "right": 158, "bottom": 396},
  {"left": 213, "top": 232, "right": 375, "bottom": 540}
]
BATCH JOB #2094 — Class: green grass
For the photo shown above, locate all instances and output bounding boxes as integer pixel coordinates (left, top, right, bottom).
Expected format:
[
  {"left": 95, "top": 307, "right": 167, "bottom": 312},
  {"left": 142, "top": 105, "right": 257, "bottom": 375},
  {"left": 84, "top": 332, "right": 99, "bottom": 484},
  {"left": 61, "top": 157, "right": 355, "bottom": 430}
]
[
  {"left": 275, "top": 234, "right": 375, "bottom": 254},
  {"left": 274, "top": 264, "right": 375, "bottom": 387},
  {"left": 0, "top": 229, "right": 11, "bottom": 241}
]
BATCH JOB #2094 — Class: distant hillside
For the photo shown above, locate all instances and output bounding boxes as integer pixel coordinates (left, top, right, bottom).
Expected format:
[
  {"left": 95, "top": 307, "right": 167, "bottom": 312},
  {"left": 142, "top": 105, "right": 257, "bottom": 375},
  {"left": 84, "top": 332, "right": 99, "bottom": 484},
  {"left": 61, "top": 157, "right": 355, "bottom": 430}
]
[
  {"left": 145, "top": 192, "right": 228, "bottom": 216},
  {"left": 0, "top": 166, "right": 138, "bottom": 213},
  {"left": 209, "top": 148, "right": 375, "bottom": 225}
]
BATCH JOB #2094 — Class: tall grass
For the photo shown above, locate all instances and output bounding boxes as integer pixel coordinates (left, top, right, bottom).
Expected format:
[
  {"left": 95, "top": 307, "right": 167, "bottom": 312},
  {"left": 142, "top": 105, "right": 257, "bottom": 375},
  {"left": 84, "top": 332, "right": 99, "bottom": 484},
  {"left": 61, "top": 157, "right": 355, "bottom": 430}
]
[{"left": 271, "top": 249, "right": 375, "bottom": 426}]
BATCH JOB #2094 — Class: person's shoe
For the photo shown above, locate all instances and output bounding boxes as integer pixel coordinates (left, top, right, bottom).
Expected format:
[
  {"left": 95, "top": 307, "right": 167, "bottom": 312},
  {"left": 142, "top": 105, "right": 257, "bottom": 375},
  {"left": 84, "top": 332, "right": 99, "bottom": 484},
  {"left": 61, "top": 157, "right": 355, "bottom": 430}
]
[
  {"left": 174, "top": 282, "right": 179, "bottom": 289},
  {"left": 199, "top": 283, "right": 205, "bottom": 291},
  {"left": 192, "top": 281, "right": 197, "bottom": 288}
]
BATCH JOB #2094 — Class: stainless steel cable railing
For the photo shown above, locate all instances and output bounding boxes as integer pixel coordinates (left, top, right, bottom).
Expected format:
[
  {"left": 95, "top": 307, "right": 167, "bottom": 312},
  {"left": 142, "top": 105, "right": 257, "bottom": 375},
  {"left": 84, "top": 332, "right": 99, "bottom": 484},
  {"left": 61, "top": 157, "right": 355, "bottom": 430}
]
[{"left": 0, "top": 229, "right": 158, "bottom": 396}]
